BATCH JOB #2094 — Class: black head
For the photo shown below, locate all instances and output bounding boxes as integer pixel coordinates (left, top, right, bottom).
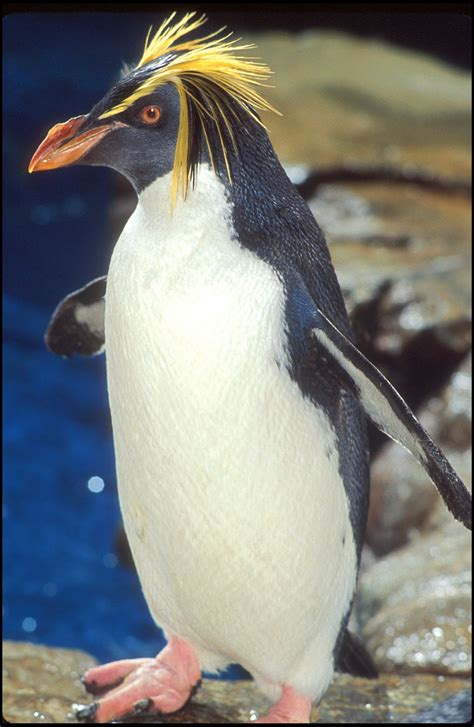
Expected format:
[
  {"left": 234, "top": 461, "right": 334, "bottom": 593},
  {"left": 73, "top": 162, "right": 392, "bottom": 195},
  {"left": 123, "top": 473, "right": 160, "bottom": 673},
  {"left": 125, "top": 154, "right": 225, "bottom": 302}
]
[{"left": 81, "top": 74, "right": 182, "bottom": 193}]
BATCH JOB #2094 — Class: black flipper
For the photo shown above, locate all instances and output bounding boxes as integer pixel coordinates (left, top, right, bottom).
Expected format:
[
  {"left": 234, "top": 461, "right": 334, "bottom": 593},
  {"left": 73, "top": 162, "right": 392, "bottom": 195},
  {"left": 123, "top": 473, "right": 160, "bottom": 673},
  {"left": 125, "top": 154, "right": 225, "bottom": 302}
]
[
  {"left": 336, "top": 629, "right": 378, "bottom": 679},
  {"left": 305, "top": 296, "right": 471, "bottom": 530},
  {"left": 45, "top": 276, "right": 106, "bottom": 357}
]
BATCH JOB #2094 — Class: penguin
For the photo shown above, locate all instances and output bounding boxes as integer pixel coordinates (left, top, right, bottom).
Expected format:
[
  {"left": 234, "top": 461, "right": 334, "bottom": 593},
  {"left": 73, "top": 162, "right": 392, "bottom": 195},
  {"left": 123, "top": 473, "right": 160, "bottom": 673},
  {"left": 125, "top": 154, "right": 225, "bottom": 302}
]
[{"left": 29, "top": 12, "right": 471, "bottom": 724}]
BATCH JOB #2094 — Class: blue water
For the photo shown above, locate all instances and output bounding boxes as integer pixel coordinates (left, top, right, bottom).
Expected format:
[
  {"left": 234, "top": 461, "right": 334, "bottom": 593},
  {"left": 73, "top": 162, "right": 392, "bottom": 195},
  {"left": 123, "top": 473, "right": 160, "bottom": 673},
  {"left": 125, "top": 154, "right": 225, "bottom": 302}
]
[
  {"left": 3, "top": 296, "right": 154, "bottom": 663},
  {"left": 3, "top": 12, "right": 248, "bottom": 679}
]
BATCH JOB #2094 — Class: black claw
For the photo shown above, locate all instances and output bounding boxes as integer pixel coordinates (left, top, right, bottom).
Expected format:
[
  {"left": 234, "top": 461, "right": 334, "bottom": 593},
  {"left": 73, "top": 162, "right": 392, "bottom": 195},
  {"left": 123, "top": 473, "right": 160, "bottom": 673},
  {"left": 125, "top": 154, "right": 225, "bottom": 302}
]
[
  {"left": 74, "top": 702, "right": 99, "bottom": 723},
  {"left": 133, "top": 698, "right": 153, "bottom": 715},
  {"left": 190, "top": 679, "right": 202, "bottom": 699}
]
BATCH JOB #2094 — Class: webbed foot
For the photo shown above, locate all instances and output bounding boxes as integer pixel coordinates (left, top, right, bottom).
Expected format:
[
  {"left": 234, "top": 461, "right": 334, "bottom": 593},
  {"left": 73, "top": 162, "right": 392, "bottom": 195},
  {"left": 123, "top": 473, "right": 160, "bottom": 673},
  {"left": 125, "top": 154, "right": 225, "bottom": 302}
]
[{"left": 75, "top": 636, "right": 200, "bottom": 723}]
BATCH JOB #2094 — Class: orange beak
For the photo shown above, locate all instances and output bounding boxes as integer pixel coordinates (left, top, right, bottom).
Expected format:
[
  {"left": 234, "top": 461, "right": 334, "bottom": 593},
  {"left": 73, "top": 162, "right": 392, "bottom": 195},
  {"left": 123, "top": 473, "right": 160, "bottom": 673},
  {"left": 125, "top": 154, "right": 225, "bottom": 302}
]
[{"left": 28, "top": 115, "right": 125, "bottom": 173}]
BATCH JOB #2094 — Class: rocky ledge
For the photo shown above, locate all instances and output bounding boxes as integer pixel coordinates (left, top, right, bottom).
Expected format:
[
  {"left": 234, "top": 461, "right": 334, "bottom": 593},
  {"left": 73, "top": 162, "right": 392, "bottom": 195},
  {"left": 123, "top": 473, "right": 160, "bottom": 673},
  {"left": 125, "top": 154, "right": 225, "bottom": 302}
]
[{"left": 3, "top": 641, "right": 471, "bottom": 724}]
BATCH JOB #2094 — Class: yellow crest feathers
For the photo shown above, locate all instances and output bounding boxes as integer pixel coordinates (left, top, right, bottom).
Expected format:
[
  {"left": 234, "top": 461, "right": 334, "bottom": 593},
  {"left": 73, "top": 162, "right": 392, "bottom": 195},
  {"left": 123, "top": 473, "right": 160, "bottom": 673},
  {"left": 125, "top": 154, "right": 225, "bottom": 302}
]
[{"left": 98, "top": 11, "right": 280, "bottom": 205}]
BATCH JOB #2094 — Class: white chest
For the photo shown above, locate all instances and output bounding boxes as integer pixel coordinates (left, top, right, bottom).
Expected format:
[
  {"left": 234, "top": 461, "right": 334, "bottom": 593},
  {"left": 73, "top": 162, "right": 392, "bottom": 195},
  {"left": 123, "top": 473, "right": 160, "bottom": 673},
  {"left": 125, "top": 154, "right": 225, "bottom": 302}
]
[{"left": 104, "top": 168, "right": 356, "bottom": 687}]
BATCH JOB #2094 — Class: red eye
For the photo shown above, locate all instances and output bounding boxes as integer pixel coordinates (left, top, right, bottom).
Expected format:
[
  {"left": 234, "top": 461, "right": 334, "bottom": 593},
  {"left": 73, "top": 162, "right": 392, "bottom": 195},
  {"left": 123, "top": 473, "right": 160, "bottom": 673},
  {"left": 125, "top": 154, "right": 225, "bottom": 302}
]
[{"left": 139, "top": 105, "right": 161, "bottom": 125}]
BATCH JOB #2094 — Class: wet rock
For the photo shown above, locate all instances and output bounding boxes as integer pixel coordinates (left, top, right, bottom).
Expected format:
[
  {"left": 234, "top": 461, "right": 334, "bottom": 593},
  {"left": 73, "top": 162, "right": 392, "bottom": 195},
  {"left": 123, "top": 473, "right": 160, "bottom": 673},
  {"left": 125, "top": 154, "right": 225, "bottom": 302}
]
[
  {"left": 422, "top": 353, "right": 472, "bottom": 453},
  {"left": 333, "top": 186, "right": 471, "bottom": 366},
  {"left": 400, "top": 688, "right": 471, "bottom": 723},
  {"left": 3, "top": 641, "right": 471, "bottom": 724},
  {"left": 317, "top": 673, "right": 471, "bottom": 724},
  {"left": 357, "top": 520, "right": 471, "bottom": 677},
  {"left": 128, "top": 673, "right": 472, "bottom": 723},
  {"left": 3, "top": 640, "right": 97, "bottom": 724}
]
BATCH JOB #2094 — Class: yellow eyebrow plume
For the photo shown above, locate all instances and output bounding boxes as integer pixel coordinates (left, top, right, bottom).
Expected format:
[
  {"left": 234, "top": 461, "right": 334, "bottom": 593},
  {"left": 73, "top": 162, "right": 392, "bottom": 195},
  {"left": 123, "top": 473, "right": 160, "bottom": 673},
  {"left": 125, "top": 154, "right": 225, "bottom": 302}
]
[{"left": 99, "top": 11, "right": 280, "bottom": 206}]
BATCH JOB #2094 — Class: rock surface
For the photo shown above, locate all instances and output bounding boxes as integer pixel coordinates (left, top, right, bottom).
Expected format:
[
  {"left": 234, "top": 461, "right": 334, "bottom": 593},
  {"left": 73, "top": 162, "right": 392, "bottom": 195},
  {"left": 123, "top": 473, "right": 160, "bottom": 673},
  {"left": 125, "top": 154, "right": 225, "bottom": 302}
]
[
  {"left": 3, "top": 641, "right": 471, "bottom": 724},
  {"left": 357, "top": 520, "right": 471, "bottom": 677},
  {"left": 257, "top": 31, "right": 470, "bottom": 176},
  {"left": 3, "top": 641, "right": 97, "bottom": 724}
]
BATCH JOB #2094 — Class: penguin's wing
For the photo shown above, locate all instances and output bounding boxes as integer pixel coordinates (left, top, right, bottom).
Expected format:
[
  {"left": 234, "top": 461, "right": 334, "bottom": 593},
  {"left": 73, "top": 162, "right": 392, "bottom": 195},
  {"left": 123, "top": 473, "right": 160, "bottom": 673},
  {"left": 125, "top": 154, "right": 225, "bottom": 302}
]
[
  {"left": 45, "top": 276, "right": 106, "bottom": 357},
  {"left": 293, "top": 281, "right": 472, "bottom": 530}
]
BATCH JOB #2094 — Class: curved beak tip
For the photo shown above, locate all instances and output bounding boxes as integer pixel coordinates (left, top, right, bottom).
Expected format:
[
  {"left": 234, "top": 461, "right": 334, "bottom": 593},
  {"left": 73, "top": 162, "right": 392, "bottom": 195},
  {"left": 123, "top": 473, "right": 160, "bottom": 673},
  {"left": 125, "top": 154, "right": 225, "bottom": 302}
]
[
  {"left": 28, "top": 115, "right": 123, "bottom": 174},
  {"left": 28, "top": 115, "right": 88, "bottom": 173}
]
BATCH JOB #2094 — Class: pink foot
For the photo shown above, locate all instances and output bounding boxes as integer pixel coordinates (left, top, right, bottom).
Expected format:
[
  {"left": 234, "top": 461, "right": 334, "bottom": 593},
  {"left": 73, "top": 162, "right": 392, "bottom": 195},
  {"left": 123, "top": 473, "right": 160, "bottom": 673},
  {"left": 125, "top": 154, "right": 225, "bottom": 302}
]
[
  {"left": 74, "top": 636, "right": 201, "bottom": 723},
  {"left": 253, "top": 685, "right": 312, "bottom": 723}
]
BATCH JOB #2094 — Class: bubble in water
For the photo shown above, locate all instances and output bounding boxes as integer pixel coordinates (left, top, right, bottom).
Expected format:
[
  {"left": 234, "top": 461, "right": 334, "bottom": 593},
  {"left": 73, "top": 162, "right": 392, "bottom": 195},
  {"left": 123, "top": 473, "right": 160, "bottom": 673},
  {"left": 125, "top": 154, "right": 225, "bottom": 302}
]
[
  {"left": 87, "top": 476, "right": 105, "bottom": 493},
  {"left": 22, "top": 617, "right": 37, "bottom": 633}
]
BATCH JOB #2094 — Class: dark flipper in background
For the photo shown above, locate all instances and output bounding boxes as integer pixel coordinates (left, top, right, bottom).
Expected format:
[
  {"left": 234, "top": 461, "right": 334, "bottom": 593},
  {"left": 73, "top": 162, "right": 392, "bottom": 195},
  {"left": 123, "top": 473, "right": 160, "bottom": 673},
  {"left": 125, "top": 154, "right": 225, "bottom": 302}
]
[
  {"left": 336, "top": 629, "right": 378, "bottom": 679},
  {"left": 46, "top": 277, "right": 106, "bottom": 357}
]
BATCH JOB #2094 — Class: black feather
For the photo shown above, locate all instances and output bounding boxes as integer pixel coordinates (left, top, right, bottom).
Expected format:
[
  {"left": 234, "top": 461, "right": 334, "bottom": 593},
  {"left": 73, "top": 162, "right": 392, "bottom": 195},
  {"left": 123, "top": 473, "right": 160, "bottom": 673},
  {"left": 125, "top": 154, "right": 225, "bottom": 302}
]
[{"left": 335, "top": 629, "right": 379, "bottom": 679}]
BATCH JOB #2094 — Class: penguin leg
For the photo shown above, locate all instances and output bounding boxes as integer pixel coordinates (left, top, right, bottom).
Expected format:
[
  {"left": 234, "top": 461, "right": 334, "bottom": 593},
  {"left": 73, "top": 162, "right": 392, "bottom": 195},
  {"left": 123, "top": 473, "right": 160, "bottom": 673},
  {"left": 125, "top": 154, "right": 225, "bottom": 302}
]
[
  {"left": 253, "top": 685, "right": 312, "bottom": 723},
  {"left": 75, "top": 636, "right": 201, "bottom": 723}
]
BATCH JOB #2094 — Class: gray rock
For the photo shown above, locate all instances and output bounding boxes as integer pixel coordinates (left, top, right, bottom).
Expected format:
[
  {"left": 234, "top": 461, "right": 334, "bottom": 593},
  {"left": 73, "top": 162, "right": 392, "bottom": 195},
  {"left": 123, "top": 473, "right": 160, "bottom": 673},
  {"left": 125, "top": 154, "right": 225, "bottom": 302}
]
[
  {"left": 357, "top": 520, "right": 471, "bottom": 677},
  {"left": 401, "top": 689, "right": 472, "bottom": 723}
]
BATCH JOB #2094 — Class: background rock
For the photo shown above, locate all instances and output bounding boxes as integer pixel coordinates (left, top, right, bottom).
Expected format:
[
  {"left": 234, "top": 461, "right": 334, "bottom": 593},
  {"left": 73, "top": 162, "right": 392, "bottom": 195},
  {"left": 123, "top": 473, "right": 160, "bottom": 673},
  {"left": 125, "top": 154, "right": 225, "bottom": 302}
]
[
  {"left": 400, "top": 689, "right": 471, "bottom": 723},
  {"left": 356, "top": 521, "right": 471, "bottom": 677},
  {"left": 257, "top": 31, "right": 470, "bottom": 176}
]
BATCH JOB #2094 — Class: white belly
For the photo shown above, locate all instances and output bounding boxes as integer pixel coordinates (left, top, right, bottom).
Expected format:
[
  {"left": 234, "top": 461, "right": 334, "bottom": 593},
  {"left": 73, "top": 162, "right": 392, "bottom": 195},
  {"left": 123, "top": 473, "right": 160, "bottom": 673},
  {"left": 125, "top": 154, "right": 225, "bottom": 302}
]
[{"left": 104, "top": 168, "right": 357, "bottom": 700}]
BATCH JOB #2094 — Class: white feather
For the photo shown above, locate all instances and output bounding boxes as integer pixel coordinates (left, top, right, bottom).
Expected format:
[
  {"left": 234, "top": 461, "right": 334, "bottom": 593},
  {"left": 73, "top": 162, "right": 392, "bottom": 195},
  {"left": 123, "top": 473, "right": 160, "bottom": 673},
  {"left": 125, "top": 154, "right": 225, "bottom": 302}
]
[
  {"left": 75, "top": 300, "right": 105, "bottom": 335},
  {"left": 104, "top": 165, "right": 357, "bottom": 701}
]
